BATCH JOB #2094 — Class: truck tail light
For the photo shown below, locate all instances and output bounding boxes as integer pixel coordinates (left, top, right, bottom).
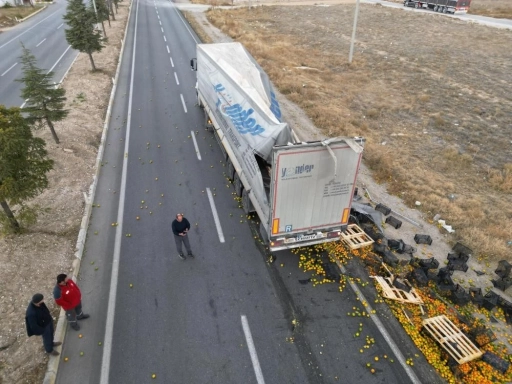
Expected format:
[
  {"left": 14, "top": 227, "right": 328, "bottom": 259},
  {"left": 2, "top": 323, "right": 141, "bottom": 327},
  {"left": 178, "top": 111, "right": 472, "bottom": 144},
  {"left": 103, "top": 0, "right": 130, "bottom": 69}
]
[
  {"left": 270, "top": 238, "right": 285, "bottom": 247},
  {"left": 272, "top": 218, "right": 279, "bottom": 234},
  {"left": 327, "top": 230, "right": 341, "bottom": 239},
  {"left": 341, "top": 208, "right": 350, "bottom": 224}
]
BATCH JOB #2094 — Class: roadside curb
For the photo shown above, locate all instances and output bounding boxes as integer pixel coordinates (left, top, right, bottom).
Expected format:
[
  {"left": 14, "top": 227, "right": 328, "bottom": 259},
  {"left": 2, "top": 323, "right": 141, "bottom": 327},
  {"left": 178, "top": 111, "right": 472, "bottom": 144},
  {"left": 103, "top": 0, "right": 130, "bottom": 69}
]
[
  {"left": 16, "top": 5, "right": 48, "bottom": 23},
  {"left": 42, "top": 1, "right": 134, "bottom": 383}
]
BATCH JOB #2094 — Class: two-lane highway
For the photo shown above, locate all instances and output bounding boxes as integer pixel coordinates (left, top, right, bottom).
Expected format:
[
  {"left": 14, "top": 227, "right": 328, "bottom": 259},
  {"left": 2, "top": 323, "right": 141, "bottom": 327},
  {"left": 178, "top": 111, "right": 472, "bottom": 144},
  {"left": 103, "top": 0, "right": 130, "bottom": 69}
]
[
  {"left": 0, "top": 3, "right": 77, "bottom": 107},
  {"left": 56, "top": 0, "right": 445, "bottom": 383}
]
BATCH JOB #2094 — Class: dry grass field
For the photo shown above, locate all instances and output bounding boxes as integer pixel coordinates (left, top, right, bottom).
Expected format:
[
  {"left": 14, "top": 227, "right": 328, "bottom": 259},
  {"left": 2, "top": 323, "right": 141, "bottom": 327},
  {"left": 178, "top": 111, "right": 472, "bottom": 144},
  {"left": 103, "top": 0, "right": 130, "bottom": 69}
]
[
  {"left": 467, "top": 0, "right": 512, "bottom": 18},
  {"left": 204, "top": 4, "right": 512, "bottom": 262}
]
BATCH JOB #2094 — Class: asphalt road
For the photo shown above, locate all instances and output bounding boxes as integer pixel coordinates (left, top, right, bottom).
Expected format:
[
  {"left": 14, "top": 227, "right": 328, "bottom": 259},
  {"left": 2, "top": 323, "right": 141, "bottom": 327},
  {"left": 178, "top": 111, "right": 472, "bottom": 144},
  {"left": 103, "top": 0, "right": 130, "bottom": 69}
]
[
  {"left": 0, "top": 2, "right": 77, "bottom": 108},
  {"left": 56, "top": 0, "right": 447, "bottom": 383}
]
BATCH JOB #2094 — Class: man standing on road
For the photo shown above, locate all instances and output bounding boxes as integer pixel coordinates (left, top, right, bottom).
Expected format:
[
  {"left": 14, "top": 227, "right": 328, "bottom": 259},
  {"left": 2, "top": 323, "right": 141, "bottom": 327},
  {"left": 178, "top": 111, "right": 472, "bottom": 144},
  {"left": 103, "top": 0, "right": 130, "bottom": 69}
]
[
  {"left": 25, "top": 293, "right": 62, "bottom": 356},
  {"left": 172, "top": 213, "right": 194, "bottom": 260},
  {"left": 53, "top": 274, "right": 89, "bottom": 331}
]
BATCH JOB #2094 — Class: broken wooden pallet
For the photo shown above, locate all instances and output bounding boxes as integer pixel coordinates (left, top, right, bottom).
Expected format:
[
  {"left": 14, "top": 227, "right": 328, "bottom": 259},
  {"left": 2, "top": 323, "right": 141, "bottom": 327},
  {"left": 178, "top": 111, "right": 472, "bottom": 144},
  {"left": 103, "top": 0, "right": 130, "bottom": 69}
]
[
  {"left": 422, "top": 315, "right": 483, "bottom": 364},
  {"left": 341, "top": 224, "right": 374, "bottom": 250},
  {"left": 370, "top": 275, "right": 424, "bottom": 305}
]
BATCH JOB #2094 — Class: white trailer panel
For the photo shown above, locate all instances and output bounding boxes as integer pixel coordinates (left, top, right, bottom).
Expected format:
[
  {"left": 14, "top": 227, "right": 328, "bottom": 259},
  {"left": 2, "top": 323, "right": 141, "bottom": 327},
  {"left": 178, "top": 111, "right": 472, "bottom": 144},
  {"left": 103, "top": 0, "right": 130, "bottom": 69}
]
[{"left": 270, "top": 140, "right": 362, "bottom": 238}]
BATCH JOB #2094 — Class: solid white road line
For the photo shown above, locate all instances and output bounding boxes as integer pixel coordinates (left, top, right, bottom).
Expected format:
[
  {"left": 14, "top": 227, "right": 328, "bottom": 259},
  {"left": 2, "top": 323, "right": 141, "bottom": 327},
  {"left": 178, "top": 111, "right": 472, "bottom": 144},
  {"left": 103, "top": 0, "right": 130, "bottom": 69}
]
[
  {"left": 180, "top": 94, "right": 187, "bottom": 113},
  {"left": 36, "top": 38, "right": 47, "bottom": 47},
  {"left": 337, "top": 262, "right": 422, "bottom": 384},
  {"left": 166, "top": 45, "right": 170, "bottom": 54},
  {"left": 1, "top": 62, "right": 17, "bottom": 77},
  {"left": 174, "top": 72, "right": 179, "bottom": 85},
  {"left": 241, "top": 315, "right": 266, "bottom": 384},
  {"left": 206, "top": 188, "right": 225, "bottom": 243},
  {"left": 0, "top": 10, "right": 60, "bottom": 50},
  {"left": 170, "top": 57, "right": 174, "bottom": 67},
  {"left": 99, "top": 0, "right": 140, "bottom": 383},
  {"left": 191, "top": 130, "right": 201, "bottom": 160},
  {"left": 57, "top": 23, "right": 64, "bottom": 29},
  {"left": 20, "top": 99, "right": 28, "bottom": 108},
  {"left": 171, "top": 2, "right": 198, "bottom": 44}
]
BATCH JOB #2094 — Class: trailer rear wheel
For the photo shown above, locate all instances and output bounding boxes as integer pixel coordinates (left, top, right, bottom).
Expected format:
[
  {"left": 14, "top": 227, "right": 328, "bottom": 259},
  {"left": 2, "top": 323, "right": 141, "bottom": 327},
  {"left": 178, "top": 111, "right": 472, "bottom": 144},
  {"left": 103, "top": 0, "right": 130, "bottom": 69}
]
[
  {"left": 242, "top": 188, "right": 255, "bottom": 214},
  {"left": 259, "top": 221, "right": 269, "bottom": 246},
  {"left": 442, "top": 7, "right": 447, "bottom": 13},
  {"left": 433, "top": 5, "right": 438, "bottom": 11},
  {"left": 226, "top": 159, "right": 235, "bottom": 181},
  {"left": 233, "top": 172, "right": 243, "bottom": 197}
]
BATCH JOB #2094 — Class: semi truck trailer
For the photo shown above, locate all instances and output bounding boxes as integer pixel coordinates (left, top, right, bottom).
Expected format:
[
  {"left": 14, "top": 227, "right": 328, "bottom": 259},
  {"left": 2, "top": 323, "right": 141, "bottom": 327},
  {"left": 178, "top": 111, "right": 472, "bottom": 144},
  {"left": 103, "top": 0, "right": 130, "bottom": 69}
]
[
  {"left": 191, "top": 43, "right": 364, "bottom": 252},
  {"left": 404, "top": 0, "right": 471, "bottom": 14}
]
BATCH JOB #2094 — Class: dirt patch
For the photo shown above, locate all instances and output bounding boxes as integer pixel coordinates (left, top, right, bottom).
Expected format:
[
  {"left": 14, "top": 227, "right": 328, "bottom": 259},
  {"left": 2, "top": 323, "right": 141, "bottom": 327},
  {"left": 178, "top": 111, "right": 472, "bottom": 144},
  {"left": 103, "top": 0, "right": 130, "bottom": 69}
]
[
  {"left": 0, "top": 4, "right": 45, "bottom": 28},
  {"left": 0, "top": 4, "right": 129, "bottom": 383}
]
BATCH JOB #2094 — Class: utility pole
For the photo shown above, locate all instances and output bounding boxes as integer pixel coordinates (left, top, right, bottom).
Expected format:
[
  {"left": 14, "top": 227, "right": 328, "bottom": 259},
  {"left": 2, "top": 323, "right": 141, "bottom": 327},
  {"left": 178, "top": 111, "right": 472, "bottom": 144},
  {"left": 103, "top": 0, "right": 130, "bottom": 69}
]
[{"left": 348, "top": 0, "right": 361, "bottom": 64}]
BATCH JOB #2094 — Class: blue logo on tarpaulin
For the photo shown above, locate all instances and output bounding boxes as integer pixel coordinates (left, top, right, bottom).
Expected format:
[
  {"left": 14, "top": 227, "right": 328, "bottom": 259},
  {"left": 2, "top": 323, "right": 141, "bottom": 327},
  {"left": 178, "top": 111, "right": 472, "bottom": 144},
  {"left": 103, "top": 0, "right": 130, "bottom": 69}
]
[
  {"left": 214, "top": 83, "right": 268, "bottom": 136},
  {"left": 285, "top": 225, "right": 292, "bottom": 232},
  {"left": 269, "top": 91, "right": 282, "bottom": 121}
]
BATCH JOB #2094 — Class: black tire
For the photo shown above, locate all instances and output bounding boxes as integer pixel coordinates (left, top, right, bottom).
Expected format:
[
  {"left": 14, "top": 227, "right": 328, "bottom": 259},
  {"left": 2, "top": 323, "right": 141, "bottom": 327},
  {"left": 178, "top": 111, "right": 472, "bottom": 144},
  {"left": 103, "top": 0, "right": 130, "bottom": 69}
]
[
  {"left": 414, "top": 2, "right": 419, "bottom": 9},
  {"left": 233, "top": 172, "right": 243, "bottom": 197},
  {"left": 259, "top": 221, "right": 269, "bottom": 245},
  {"left": 226, "top": 158, "right": 235, "bottom": 181},
  {"left": 242, "top": 188, "right": 255, "bottom": 214},
  {"left": 442, "top": 7, "right": 447, "bottom": 13},
  {"left": 433, "top": 5, "right": 438, "bottom": 11}
]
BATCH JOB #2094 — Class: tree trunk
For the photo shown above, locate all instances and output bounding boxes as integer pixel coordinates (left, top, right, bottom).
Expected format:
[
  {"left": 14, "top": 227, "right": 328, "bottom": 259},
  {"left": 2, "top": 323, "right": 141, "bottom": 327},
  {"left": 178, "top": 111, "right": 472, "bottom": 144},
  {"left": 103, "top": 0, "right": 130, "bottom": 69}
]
[
  {"left": 88, "top": 52, "right": 97, "bottom": 71},
  {"left": 101, "top": 20, "right": 108, "bottom": 37},
  {"left": 46, "top": 117, "right": 60, "bottom": 144},
  {"left": 0, "top": 200, "right": 20, "bottom": 232},
  {"left": 109, "top": 0, "right": 116, "bottom": 21}
]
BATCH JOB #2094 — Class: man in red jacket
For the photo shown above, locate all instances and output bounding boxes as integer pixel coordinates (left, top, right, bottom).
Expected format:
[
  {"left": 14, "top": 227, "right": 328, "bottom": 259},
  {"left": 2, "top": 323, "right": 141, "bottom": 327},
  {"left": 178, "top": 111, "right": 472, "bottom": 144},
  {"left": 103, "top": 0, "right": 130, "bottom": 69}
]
[{"left": 53, "top": 274, "right": 89, "bottom": 331}]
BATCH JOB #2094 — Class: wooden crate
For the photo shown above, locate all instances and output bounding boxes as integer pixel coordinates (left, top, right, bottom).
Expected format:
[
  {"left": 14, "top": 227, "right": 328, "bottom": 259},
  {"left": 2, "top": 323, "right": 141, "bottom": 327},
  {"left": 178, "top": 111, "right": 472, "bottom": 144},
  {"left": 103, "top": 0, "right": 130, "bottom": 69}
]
[
  {"left": 340, "top": 224, "right": 374, "bottom": 250},
  {"left": 370, "top": 275, "right": 424, "bottom": 305},
  {"left": 422, "top": 315, "right": 483, "bottom": 364}
]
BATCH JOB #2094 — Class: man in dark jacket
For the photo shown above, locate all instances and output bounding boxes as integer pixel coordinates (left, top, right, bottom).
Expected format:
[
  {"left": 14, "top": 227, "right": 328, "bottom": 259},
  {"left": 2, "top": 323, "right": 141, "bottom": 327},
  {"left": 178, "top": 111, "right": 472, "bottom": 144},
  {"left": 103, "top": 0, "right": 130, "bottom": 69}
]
[
  {"left": 25, "top": 293, "right": 61, "bottom": 356},
  {"left": 53, "top": 274, "right": 89, "bottom": 331},
  {"left": 171, "top": 213, "right": 194, "bottom": 260}
]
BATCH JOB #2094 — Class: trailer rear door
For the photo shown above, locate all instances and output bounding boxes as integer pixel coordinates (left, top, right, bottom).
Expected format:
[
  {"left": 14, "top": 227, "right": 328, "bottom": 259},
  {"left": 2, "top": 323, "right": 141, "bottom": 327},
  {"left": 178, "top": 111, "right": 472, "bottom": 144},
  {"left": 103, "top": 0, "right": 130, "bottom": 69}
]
[{"left": 269, "top": 138, "right": 363, "bottom": 249}]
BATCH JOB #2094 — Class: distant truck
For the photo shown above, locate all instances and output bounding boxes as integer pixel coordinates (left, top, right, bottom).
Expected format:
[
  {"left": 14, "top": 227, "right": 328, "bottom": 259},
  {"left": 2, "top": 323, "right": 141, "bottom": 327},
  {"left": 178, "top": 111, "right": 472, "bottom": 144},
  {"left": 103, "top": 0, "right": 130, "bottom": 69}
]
[
  {"left": 191, "top": 43, "right": 364, "bottom": 252},
  {"left": 403, "top": 0, "right": 471, "bottom": 14}
]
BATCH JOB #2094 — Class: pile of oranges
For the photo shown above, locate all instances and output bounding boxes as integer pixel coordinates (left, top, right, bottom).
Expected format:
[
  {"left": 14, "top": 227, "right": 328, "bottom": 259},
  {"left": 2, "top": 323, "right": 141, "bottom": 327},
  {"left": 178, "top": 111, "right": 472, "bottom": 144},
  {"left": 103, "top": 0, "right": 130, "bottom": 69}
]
[{"left": 292, "top": 241, "right": 512, "bottom": 383}]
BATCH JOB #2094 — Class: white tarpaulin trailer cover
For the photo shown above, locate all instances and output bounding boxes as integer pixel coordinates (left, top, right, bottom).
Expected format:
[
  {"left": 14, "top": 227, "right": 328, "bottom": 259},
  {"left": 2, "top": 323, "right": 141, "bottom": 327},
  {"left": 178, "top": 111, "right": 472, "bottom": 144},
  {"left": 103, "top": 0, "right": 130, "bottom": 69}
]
[{"left": 196, "top": 43, "right": 295, "bottom": 163}]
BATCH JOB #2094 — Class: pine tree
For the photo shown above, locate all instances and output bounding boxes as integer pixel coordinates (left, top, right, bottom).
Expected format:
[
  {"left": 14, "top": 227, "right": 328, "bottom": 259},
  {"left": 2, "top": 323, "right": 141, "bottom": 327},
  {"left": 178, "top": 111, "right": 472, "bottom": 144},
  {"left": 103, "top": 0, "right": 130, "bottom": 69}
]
[
  {"left": 63, "top": 0, "right": 104, "bottom": 71},
  {"left": 0, "top": 106, "right": 54, "bottom": 232},
  {"left": 16, "top": 45, "right": 69, "bottom": 144}
]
